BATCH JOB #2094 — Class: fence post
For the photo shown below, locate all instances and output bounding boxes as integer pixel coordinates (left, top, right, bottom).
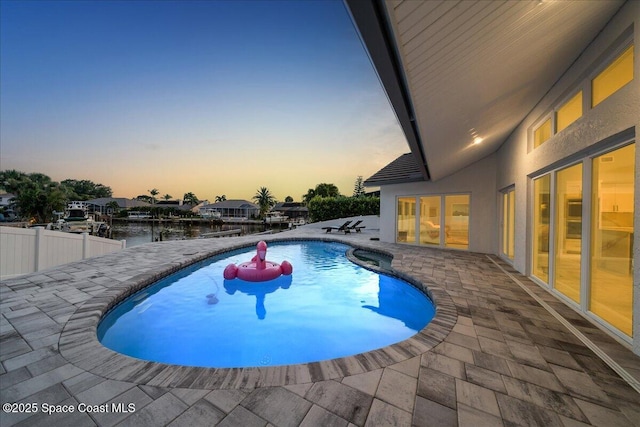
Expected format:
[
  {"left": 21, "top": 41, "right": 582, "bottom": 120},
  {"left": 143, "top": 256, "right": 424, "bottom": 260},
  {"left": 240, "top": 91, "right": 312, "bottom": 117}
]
[
  {"left": 83, "top": 232, "right": 89, "bottom": 259},
  {"left": 34, "top": 227, "right": 45, "bottom": 272}
]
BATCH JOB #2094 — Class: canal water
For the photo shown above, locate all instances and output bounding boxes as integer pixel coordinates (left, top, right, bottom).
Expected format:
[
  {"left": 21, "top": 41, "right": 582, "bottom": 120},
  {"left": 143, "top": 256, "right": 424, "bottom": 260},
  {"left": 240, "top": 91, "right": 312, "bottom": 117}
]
[{"left": 110, "top": 222, "right": 268, "bottom": 247}]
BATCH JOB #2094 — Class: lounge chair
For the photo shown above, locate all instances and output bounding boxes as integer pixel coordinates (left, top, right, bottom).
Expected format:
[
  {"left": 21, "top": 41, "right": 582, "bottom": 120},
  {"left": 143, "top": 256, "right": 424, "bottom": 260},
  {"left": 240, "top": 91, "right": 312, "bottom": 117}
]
[
  {"left": 347, "top": 220, "right": 366, "bottom": 233},
  {"left": 322, "top": 220, "right": 352, "bottom": 233}
]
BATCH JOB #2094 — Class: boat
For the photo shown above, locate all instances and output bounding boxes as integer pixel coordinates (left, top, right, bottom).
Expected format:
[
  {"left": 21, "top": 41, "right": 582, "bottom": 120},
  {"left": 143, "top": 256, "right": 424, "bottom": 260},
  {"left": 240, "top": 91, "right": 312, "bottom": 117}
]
[
  {"left": 51, "top": 201, "right": 111, "bottom": 237},
  {"left": 199, "top": 209, "right": 222, "bottom": 220},
  {"left": 265, "top": 212, "right": 288, "bottom": 224},
  {"left": 64, "top": 201, "right": 91, "bottom": 221}
]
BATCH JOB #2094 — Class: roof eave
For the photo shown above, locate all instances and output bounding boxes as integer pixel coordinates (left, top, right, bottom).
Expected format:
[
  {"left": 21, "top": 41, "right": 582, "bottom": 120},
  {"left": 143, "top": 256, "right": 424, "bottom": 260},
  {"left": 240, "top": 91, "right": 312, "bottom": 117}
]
[{"left": 344, "top": 0, "right": 430, "bottom": 181}]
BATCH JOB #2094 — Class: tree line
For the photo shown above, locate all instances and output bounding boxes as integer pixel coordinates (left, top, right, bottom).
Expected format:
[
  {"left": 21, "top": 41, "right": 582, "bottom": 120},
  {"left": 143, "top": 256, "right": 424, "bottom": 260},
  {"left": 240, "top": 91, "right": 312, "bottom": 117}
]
[
  {"left": 0, "top": 170, "right": 113, "bottom": 223},
  {"left": 1, "top": 169, "right": 376, "bottom": 223}
]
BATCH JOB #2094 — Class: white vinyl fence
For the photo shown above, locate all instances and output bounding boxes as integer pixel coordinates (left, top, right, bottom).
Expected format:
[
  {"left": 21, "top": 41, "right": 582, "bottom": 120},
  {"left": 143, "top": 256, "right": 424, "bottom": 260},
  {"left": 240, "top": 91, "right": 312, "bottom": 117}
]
[{"left": 0, "top": 226, "right": 126, "bottom": 280}]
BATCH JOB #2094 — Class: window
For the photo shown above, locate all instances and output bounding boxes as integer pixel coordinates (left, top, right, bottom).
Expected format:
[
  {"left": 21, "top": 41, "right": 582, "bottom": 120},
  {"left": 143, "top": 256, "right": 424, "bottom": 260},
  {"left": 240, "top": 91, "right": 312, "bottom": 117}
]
[
  {"left": 553, "top": 163, "right": 583, "bottom": 304},
  {"left": 592, "top": 44, "right": 634, "bottom": 107},
  {"left": 396, "top": 194, "right": 470, "bottom": 250},
  {"left": 445, "top": 195, "right": 470, "bottom": 250},
  {"left": 502, "top": 188, "right": 515, "bottom": 260},
  {"left": 397, "top": 197, "right": 416, "bottom": 243},
  {"left": 419, "top": 196, "right": 441, "bottom": 245},
  {"left": 532, "top": 176, "right": 550, "bottom": 282},
  {"left": 530, "top": 141, "right": 635, "bottom": 338},
  {"left": 590, "top": 143, "right": 635, "bottom": 335},
  {"left": 556, "top": 91, "right": 582, "bottom": 133},
  {"left": 532, "top": 42, "right": 633, "bottom": 150},
  {"left": 533, "top": 118, "right": 552, "bottom": 148}
]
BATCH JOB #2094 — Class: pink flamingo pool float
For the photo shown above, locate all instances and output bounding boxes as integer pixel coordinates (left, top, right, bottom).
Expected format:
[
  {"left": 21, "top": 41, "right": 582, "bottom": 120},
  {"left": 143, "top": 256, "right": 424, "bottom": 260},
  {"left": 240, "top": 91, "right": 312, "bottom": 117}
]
[{"left": 223, "top": 241, "right": 293, "bottom": 282}]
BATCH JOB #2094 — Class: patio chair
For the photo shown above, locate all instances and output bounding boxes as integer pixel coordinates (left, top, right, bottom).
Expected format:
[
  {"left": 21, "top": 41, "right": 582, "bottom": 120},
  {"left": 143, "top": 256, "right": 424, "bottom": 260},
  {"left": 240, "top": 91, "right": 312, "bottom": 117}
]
[
  {"left": 346, "top": 220, "right": 366, "bottom": 233},
  {"left": 322, "top": 220, "right": 352, "bottom": 233}
]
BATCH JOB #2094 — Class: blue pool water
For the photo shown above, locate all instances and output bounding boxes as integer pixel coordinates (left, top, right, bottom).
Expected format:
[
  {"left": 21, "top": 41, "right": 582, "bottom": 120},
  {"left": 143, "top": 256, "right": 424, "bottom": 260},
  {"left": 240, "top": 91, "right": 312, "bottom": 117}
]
[{"left": 98, "top": 241, "right": 435, "bottom": 368}]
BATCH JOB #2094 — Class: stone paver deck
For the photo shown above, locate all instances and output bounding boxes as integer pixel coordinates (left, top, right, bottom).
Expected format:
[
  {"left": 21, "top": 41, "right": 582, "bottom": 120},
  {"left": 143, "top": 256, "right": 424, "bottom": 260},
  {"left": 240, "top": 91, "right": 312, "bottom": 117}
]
[{"left": 1, "top": 222, "right": 639, "bottom": 426}]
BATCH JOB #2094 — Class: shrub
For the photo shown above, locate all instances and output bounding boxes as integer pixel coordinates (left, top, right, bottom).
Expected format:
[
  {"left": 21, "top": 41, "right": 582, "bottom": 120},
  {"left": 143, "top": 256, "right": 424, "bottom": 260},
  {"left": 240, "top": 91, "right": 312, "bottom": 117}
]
[{"left": 307, "top": 196, "right": 379, "bottom": 222}]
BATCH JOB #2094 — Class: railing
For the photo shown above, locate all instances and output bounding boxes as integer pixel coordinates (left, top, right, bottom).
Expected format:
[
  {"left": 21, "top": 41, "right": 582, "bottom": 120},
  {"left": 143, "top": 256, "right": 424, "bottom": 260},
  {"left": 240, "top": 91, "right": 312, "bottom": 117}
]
[{"left": 0, "top": 226, "right": 126, "bottom": 280}]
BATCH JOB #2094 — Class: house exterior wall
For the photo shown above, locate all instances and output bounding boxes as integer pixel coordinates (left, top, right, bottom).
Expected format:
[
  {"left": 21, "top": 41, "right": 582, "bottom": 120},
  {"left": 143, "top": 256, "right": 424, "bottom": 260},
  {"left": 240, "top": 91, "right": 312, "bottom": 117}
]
[
  {"left": 379, "top": 1, "right": 639, "bottom": 354},
  {"left": 380, "top": 154, "right": 498, "bottom": 254},
  {"left": 495, "top": 0, "right": 639, "bottom": 354}
]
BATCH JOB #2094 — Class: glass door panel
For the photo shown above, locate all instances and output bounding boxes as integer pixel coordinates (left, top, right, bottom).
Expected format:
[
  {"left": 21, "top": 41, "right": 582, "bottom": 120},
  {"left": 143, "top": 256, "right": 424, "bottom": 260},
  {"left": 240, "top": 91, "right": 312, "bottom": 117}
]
[
  {"left": 397, "top": 197, "right": 416, "bottom": 243},
  {"left": 502, "top": 189, "right": 515, "bottom": 260},
  {"left": 533, "top": 176, "right": 551, "bottom": 283},
  {"left": 590, "top": 143, "right": 635, "bottom": 335},
  {"left": 445, "top": 195, "right": 469, "bottom": 249},
  {"left": 419, "top": 196, "right": 441, "bottom": 245},
  {"left": 554, "top": 163, "right": 583, "bottom": 303}
]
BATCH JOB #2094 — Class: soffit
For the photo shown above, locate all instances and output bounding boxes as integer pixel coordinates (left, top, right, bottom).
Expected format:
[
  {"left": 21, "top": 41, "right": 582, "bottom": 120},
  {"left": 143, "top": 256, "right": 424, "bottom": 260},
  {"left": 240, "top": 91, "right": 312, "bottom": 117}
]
[{"left": 382, "top": 0, "right": 625, "bottom": 181}]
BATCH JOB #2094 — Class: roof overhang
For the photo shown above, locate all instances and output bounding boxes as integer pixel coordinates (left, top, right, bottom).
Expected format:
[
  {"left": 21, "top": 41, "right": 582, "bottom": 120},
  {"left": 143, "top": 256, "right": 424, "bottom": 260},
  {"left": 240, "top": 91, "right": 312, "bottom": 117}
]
[
  {"left": 347, "top": 0, "right": 626, "bottom": 183},
  {"left": 345, "top": 0, "right": 430, "bottom": 181}
]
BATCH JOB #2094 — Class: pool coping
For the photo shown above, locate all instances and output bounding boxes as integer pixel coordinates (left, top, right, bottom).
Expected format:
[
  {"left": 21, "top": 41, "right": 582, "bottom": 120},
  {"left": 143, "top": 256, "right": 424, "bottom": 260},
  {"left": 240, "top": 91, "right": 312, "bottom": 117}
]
[{"left": 58, "top": 237, "right": 457, "bottom": 390}]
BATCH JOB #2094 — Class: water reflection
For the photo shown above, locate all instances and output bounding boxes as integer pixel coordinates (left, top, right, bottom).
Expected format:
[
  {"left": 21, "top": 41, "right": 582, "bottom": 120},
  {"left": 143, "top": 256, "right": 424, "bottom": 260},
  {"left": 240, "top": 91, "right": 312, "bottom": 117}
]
[
  {"left": 362, "top": 275, "right": 432, "bottom": 330},
  {"left": 110, "top": 222, "right": 265, "bottom": 247},
  {"left": 224, "top": 275, "right": 293, "bottom": 319}
]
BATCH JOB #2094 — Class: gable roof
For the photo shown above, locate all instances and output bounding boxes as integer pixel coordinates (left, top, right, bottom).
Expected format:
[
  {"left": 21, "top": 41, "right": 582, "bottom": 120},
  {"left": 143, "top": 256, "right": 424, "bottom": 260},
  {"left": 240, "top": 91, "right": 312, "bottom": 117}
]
[
  {"left": 204, "top": 199, "right": 258, "bottom": 209},
  {"left": 364, "top": 153, "right": 424, "bottom": 186}
]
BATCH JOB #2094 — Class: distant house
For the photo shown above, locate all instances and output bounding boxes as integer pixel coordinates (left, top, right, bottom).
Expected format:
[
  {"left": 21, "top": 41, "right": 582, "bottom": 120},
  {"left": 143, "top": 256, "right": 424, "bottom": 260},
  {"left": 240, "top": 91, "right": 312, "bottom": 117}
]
[
  {"left": 0, "top": 193, "right": 15, "bottom": 208},
  {"left": 190, "top": 200, "right": 209, "bottom": 215},
  {"left": 85, "top": 198, "right": 151, "bottom": 215},
  {"left": 0, "top": 193, "right": 17, "bottom": 221},
  {"left": 271, "top": 202, "right": 308, "bottom": 220},
  {"left": 199, "top": 200, "right": 259, "bottom": 219},
  {"left": 154, "top": 199, "right": 197, "bottom": 213}
]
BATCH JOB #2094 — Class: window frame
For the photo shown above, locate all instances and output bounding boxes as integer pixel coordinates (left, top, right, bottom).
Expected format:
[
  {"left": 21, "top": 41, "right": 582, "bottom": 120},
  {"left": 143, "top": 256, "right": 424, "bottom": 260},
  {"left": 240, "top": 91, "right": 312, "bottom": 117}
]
[
  {"left": 528, "top": 138, "right": 635, "bottom": 343},
  {"left": 395, "top": 193, "right": 471, "bottom": 251},
  {"left": 529, "top": 35, "right": 634, "bottom": 152},
  {"left": 555, "top": 90, "right": 583, "bottom": 134},
  {"left": 590, "top": 41, "right": 634, "bottom": 108}
]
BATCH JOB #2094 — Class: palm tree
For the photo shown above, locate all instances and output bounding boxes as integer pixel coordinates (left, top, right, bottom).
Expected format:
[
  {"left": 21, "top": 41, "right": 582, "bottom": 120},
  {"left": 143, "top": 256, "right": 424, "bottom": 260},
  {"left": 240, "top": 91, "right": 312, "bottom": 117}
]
[
  {"left": 162, "top": 194, "right": 172, "bottom": 201},
  {"left": 253, "top": 187, "right": 276, "bottom": 218},
  {"left": 148, "top": 188, "right": 159, "bottom": 204},
  {"left": 106, "top": 201, "right": 120, "bottom": 215},
  {"left": 315, "top": 183, "right": 340, "bottom": 198},
  {"left": 183, "top": 192, "right": 200, "bottom": 205},
  {"left": 215, "top": 195, "right": 227, "bottom": 202}
]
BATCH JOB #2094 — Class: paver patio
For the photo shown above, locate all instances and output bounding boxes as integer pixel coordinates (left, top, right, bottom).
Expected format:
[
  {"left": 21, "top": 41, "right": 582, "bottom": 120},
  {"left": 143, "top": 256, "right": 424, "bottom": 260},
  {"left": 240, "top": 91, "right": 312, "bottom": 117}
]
[{"left": 1, "top": 220, "right": 639, "bottom": 426}]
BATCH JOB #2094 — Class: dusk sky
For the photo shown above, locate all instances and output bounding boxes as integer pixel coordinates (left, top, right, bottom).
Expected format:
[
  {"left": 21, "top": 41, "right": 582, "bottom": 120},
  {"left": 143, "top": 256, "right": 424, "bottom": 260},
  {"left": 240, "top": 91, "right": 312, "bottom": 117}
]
[{"left": 0, "top": 0, "right": 408, "bottom": 202}]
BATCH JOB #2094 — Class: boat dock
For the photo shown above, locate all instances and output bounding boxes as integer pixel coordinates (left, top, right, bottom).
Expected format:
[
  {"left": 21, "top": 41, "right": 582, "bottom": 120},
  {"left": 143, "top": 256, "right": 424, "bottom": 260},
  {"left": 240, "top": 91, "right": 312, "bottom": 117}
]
[{"left": 199, "top": 228, "right": 243, "bottom": 238}]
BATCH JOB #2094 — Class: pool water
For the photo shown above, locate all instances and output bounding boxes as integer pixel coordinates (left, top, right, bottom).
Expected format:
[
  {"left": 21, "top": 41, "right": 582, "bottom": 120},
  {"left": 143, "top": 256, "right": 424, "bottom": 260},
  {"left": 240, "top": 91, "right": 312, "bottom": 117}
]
[{"left": 98, "top": 241, "right": 435, "bottom": 368}]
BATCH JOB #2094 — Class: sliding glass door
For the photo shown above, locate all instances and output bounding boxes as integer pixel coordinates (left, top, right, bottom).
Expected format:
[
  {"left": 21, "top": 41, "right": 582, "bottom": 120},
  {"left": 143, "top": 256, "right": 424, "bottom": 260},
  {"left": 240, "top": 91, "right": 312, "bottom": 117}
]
[
  {"left": 590, "top": 144, "right": 635, "bottom": 335},
  {"left": 553, "top": 163, "right": 583, "bottom": 304},
  {"left": 502, "top": 188, "right": 515, "bottom": 260},
  {"left": 532, "top": 176, "right": 550, "bottom": 282},
  {"left": 531, "top": 142, "right": 635, "bottom": 338},
  {"left": 397, "top": 197, "right": 416, "bottom": 243},
  {"left": 396, "top": 194, "right": 470, "bottom": 250}
]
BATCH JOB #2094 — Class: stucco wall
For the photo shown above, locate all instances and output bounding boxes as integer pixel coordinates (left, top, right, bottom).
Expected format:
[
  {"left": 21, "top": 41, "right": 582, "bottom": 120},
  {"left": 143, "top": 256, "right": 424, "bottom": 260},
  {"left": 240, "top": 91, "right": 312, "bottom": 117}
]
[
  {"left": 380, "top": 154, "right": 498, "bottom": 254},
  {"left": 495, "top": 0, "right": 639, "bottom": 354},
  {"left": 379, "top": 0, "right": 639, "bottom": 353}
]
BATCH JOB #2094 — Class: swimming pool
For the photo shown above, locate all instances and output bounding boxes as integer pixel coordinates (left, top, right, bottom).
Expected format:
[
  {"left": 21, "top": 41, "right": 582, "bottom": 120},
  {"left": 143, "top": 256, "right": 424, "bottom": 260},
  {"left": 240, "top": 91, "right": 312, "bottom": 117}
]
[{"left": 98, "top": 241, "right": 435, "bottom": 368}]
